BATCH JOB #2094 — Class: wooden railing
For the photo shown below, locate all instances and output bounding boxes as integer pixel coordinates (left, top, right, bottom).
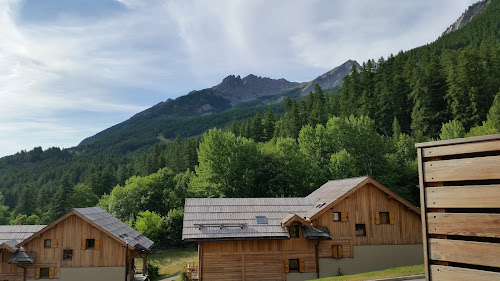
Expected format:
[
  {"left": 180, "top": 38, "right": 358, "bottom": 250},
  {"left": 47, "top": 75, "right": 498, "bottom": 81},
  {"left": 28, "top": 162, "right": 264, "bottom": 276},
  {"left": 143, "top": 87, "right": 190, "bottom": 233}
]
[{"left": 187, "top": 261, "right": 199, "bottom": 280}]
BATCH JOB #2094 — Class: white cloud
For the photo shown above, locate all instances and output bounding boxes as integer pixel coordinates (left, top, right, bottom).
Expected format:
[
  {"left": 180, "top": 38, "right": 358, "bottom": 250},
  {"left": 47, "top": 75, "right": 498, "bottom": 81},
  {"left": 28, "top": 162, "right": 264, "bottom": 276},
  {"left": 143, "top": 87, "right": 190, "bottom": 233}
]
[{"left": 0, "top": 0, "right": 478, "bottom": 157}]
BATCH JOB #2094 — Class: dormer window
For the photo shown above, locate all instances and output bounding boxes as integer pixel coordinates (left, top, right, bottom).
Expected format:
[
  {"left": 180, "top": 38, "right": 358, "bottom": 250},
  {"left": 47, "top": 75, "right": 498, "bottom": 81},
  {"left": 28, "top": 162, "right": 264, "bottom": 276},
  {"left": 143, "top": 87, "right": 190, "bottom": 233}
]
[
  {"left": 256, "top": 216, "right": 267, "bottom": 224},
  {"left": 289, "top": 225, "right": 299, "bottom": 238}
]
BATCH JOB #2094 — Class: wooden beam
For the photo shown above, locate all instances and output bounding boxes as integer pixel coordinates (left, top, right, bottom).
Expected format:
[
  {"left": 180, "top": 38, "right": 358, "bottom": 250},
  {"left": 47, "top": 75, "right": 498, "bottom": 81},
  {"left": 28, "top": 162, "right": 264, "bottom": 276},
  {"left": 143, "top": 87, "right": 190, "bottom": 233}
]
[
  {"left": 424, "top": 155, "right": 500, "bottom": 182},
  {"left": 428, "top": 238, "right": 500, "bottom": 268},
  {"left": 422, "top": 140, "right": 500, "bottom": 158},
  {"left": 425, "top": 185, "right": 500, "bottom": 208},
  {"left": 430, "top": 265, "right": 500, "bottom": 281},
  {"left": 427, "top": 213, "right": 500, "bottom": 238},
  {"left": 417, "top": 148, "right": 430, "bottom": 281}
]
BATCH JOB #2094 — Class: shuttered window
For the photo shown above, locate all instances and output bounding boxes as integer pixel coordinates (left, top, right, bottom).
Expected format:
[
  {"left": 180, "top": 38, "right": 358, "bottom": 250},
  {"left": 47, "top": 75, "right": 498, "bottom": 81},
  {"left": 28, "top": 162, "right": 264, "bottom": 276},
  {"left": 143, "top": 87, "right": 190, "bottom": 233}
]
[
  {"left": 332, "top": 245, "right": 343, "bottom": 259},
  {"left": 44, "top": 239, "right": 51, "bottom": 248},
  {"left": 299, "top": 259, "right": 305, "bottom": 273},
  {"left": 341, "top": 212, "right": 349, "bottom": 222},
  {"left": 375, "top": 212, "right": 395, "bottom": 225}
]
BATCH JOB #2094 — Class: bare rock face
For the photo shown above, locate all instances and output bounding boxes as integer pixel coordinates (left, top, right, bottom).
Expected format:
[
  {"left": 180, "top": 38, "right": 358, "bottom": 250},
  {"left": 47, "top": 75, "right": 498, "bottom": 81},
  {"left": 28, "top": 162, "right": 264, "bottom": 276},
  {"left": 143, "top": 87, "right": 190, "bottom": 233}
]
[
  {"left": 211, "top": 74, "right": 301, "bottom": 105},
  {"left": 443, "top": 0, "right": 491, "bottom": 35},
  {"left": 300, "top": 60, "right": 360, "bottom": 95}
]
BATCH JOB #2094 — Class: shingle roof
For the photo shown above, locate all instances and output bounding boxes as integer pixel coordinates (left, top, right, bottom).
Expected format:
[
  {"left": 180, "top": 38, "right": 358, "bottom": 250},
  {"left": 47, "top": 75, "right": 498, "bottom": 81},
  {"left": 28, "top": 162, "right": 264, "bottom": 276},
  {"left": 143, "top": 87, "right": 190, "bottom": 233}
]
[
  {"left": 305, "top": 176, "right": 368, "bottom": 218},
  {"left": 8, "top": 251, "right": 36, "bottom": 264},
  {"left": 183, "top": 198, "right": 315, "bottom": 241},
  {"left": 302, "top": 226, "right": 332, "bottom": 240},
  {"left": 0, "top": 225, "right": 46, "bottom": 251},
  {"left": 74, "top": 207, "right": 154, "bottom": 251},
  {"left": 183, "top": 176, "right": 419, "bottom": 241}
]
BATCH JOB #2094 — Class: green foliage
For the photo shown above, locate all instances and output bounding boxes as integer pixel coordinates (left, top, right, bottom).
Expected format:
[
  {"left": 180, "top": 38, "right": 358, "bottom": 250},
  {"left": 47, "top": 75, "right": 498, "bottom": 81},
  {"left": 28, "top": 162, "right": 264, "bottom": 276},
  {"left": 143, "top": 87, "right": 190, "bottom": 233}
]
[
  {"left": 135, "top": 211, "right": 165, "bottom": 245},
  {"left": 329, "top": 150, "right": 359, "bottom": 180},
  {"left": 488, "top": 91, "right": 500, "bottom": 131},
  {"left": 49, "top": 174, "right": 75, "bottom": 221},
  {"left": 440, "top": 120, "right": 466, "bottom": 140},
  {"left": 67, "top": 184, "right": 99, "bottom": 208},
  {"left": 163, "top": 209, "right": 184, "bottom": 247},
  {"left": 0, "top": 192, "right": 10, "bottom": 225},
  {"left": 147, "top": 259, "right": 161, "bottom": 281}
]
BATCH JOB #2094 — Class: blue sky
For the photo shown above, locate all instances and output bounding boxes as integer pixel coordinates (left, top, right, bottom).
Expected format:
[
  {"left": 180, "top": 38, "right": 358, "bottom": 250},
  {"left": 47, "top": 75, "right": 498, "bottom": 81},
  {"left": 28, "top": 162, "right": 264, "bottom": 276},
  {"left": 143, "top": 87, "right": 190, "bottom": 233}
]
[{"left": 0, "top": 0, "right": 477, "bottom": 157}]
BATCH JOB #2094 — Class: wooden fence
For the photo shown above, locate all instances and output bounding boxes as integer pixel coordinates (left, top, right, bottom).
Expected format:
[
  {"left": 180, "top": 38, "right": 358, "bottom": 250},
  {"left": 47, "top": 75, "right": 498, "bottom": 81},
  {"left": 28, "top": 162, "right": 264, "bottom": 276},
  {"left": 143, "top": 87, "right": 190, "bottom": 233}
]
[{"left": 416, "top": 134, "right": 500, "bottom": 281}]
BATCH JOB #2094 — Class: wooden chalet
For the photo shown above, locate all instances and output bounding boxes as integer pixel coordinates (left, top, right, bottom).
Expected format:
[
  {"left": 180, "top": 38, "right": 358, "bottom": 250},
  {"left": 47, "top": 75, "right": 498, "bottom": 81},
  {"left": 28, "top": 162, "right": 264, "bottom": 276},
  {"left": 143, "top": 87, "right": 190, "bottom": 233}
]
[
  {"left": 0, "top": 207, "right": 154, "bottom": 281},
  {"left": 182, "top": 176, "right": 423, "bottom": 281},
  {"left": 416, "top": 134, "right": 500, "bottom": 281}
]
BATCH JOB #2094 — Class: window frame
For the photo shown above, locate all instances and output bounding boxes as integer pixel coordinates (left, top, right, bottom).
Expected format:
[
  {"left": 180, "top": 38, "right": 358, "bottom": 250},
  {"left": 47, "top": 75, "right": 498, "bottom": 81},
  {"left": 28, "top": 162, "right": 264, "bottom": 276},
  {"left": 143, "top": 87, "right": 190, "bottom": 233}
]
[
  {"left": 379, "top": 212, "right": 390, "bottom": 224},
  {"left": 63, "top": 249, "right": 73, "bottom": 260},
  {"left": 44, "top": 239, "right": 51, "bottom": 248},
  {"left": 289, "top": 225, "right": 300, "bottom": 238},
  {"left": 40, "top": 267, "right": 50, "bottom": 278},
  {"left": 256, "top": 216, "right": 267, "bottom": 224},
  {"left": 86, "top": 239, "right": 96, "bottom": 249},
  {"left": 333, "top": 212, "right": 341, "bottom": 222},
  {"left": 355, "top": 224, "right": 366, "bottom": 236},
  {"left": 288, "top": 259, "right": 299, "bottom": 272}
]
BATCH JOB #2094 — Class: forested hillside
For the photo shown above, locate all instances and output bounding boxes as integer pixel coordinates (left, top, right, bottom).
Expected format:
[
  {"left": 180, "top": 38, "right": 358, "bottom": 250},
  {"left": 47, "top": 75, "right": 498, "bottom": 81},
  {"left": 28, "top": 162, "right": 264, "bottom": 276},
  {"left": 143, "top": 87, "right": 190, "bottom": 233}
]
[{"left": 0, "top": 0, "right": 499, "bottom": 247}]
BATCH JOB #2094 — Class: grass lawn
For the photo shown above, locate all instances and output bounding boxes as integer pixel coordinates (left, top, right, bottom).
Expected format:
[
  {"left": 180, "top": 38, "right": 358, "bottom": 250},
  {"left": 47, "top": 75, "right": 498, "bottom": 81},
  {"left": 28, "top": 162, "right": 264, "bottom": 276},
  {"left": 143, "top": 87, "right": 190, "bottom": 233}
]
[
  {"left": 309, "top": 264, "right": 424, "bottom": 281},
  {"left": 147, "top": 245, "right": 198, "bottom": 279}
]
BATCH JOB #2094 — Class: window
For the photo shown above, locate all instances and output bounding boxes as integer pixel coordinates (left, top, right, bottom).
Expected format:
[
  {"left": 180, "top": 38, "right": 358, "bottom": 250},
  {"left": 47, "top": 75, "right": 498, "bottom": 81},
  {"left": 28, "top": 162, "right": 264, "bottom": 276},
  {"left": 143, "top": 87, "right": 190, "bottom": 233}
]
[
  {"left": 86, "top": 239, "right": 95, "bottom": 249},
  {"left": 289, "top": 225, "right": 299, "bottom": 238},
  {"left": 333, "top": 212, "right": 341, "bottom": 221},
  {"left": 288, "top": 259, "right": 299, "bottom": 271},
  {"left": 256, "top": 216, "right": 267, "bottom": 224},
  {"left": 44, "top": 239, "right": 51, "bottom": 248},
  {"left": 63, "top": 249, "right": 73, "bottom": 260},
  {"left": 40, "top": 268, "right": 50, "bottom": 278},
  {"left": 332, "top": 245, "right": 343, "bottom": 259},
  {"left": 355, "top": 224, "right": 366, "bottom": 236},
  {"left": 379, "top": 212, "right": 390, "bottom": 224}
]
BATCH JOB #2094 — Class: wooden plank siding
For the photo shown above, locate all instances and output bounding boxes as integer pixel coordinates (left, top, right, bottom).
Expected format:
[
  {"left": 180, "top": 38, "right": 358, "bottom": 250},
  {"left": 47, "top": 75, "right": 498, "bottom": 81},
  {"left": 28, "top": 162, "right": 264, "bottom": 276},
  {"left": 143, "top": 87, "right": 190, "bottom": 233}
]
[
  {"left": 425, "top": 185, "right": 500, "bottom": 208},
  {"left": 423, "top": 155, "right": 500, "bottom": 182},
  {"left": 21, "top": 214, "right": 126, "bottom": 280},
  {"left": 428, "top": 239, "right": 500, "bottom": 268},
  {"left": 427, "top": 213, "right": 500, "bottom": 237},
  {"left": 313, "top": 183, "right": 422, "bottom": 246},
  {"left": 416, "top": 134, "right": 500, "bottom": 281},
  {"left": 430, "top": 265, "right": 500, "bottom": 281}
]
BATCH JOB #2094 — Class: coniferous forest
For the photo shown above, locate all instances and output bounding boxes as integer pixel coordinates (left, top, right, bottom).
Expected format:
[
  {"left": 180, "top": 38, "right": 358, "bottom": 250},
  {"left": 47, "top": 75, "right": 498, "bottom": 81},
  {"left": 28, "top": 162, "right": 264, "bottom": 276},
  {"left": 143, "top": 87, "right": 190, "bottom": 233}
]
[{"left": 0, "top": 0, "right": 500, "bottom": 247}]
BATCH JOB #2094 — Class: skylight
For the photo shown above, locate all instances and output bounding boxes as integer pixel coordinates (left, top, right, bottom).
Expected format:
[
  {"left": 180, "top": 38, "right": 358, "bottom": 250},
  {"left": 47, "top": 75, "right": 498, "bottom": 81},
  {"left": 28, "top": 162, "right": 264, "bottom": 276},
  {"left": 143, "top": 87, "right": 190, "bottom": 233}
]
[{"left": 256, "top": 216, "right": 267, "bottom": 224}]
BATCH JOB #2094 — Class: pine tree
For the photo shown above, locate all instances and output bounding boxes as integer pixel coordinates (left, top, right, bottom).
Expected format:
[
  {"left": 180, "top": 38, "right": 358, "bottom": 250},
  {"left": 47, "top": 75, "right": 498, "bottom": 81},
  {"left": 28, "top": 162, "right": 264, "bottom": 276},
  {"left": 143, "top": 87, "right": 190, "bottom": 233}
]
[
  {"left": 49, "top": 174, "right": 75, "bottom": 220},
  {"left": 250, "top": 113, "right": 265, "bottom": 142},
  {"left": 487, "top": 91, "right": 500, "bottom": 131},
  {"left": 262, "top": 108, "right": 277, "bottom": 141},
  {"left": 14, "top": 184, "right": 38, "bottom": 216}
]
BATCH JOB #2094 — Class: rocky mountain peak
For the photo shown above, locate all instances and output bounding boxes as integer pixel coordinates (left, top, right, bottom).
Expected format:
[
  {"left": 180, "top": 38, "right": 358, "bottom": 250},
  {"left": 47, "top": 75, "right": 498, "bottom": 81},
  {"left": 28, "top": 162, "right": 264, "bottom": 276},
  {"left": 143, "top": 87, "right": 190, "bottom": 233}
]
[
  {"left": 212, "top": 74, "right": 301, "bottom": 105},
  {"left": 300, "top": 59, "right": 360, "bottom": 95},
  {"left": 442, "top": 0, "right": 491, "bottom": 35}
]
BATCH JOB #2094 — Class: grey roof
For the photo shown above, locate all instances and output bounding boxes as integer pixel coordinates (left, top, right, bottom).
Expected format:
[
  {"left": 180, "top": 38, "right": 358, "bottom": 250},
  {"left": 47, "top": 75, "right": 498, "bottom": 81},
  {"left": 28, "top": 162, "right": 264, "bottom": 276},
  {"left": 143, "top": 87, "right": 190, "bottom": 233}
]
[
  {"left": 8, "top": 251, "right": 36, "bottom": 264},
  {"left": 183, "top": 198, "right": 316, "bottom": 241},
  {"left": 302, "top": 226, "right": 332, "bottom": 240},
  {"left": 305, "top": 176, "right": 368, "bottom": 218},
  {"left": 0, "top": 225, "right": 46, "bottom": 251},
  {"left": 74, "top": 207, "right": 154, "bottom": 251}
]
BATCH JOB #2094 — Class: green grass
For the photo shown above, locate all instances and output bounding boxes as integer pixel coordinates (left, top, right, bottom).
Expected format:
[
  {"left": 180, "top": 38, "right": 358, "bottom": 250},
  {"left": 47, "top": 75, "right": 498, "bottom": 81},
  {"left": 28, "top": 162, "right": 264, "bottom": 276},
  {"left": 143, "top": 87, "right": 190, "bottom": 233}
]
[
  {"left": 147, "top": 246, "right": 198, "bottom": 279},
  {"left": 309, "top": 264, "right": 424, "bottom": 281}
]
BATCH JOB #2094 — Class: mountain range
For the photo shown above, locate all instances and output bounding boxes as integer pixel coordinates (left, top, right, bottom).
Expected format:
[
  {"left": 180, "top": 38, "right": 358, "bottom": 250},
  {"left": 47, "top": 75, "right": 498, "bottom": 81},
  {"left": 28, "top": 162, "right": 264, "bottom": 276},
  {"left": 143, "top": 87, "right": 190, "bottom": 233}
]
[{"left": 80, "top": 59, "right": 360, "bottom": 147}]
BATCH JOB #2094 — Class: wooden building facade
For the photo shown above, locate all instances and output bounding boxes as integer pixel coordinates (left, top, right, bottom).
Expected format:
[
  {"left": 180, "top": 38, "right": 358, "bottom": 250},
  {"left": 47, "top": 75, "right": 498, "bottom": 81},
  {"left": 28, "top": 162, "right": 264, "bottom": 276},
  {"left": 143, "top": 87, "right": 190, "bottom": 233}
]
[
  {"left": 416, "top": 134, "right": 500, "bottom": 281},
  {"left": 0, "top": 207, "right": 153, "bottom": 281},
  {"left": 183, "top": 177, "right": 423, "bottom": 281}
]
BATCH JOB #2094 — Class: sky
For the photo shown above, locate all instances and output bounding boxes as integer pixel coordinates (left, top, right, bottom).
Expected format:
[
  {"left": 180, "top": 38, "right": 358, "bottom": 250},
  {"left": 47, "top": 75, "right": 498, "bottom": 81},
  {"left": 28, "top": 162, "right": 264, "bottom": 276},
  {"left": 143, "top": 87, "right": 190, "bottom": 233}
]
[{"left": 0, "top": 0, "right": 478, "bottom": 157}]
